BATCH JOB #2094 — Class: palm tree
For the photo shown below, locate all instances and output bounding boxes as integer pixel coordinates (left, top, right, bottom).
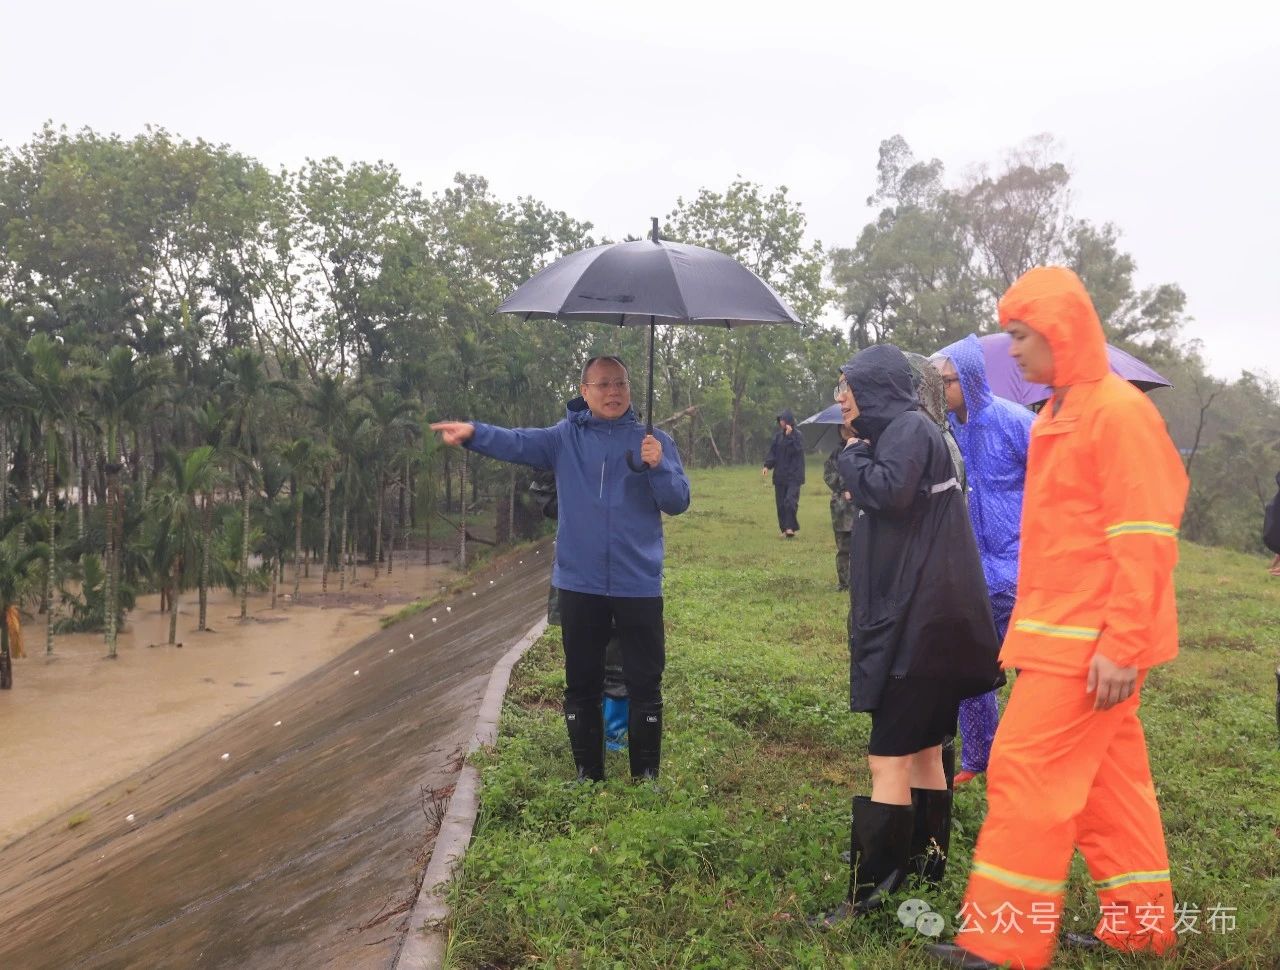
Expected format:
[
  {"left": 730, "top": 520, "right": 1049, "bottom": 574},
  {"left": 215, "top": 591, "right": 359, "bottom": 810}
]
[
  {"left": 362, "top": 388, "right": 419, "bottom": 578},
  {"left": 93, "top": 347, "right": 164, "bottom": 658},
  {"left": 0, "top": 331, "right": 37, "bottom": 527},
  {"left": 149, "top": 446, "right": 217, "bottom": 646},
  {"left": 277, "top": 437, "right": 315, "bottom": 603},
  {"left": 190, "top": 401, "right": 229, "bottom": 632},
  {"left": 0, "top": 514, "right": 47, "bottom": 689},
  {"left": 302, "top": 375, "right": 360, "bottom": 596},
  {"left": 258, "top": 453, "right": 291, "bottom": 610},
  {"left": 20, "top": 334, "right": 101, "bottom": 657},
  {"left": 219, "top": 348, "right": 283, "bottom": 621}
]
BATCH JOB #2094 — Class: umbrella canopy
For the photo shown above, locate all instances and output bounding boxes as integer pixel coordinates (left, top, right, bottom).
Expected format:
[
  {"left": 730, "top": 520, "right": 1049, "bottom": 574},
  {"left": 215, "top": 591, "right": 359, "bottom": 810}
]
[
  {"left": 498, "top": 219, "right": 804, "bottom": 469},
  {"left": 975, "top": 332, "right": 1171, "bottom": 406},
  {"left": 498, "top": 227, "right": 800, "bottom": 328},
  {"left": 800, "top": 351, "right": 947, "bottom": 452},
  {"left": 798, "top": 402, "right": 845, "bottom": 453}
]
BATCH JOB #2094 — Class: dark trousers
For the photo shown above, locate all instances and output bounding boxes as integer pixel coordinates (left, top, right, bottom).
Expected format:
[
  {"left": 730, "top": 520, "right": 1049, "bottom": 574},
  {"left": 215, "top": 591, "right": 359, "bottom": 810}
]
[
  {"left": 774, "top": 481, "right": 801, "bottom": 532},
  {"left": 834, "top": 528, "right": 851, "bottom": 588},
  {"left": 559, "top": 588, "right": 664, "bottom": 709}
]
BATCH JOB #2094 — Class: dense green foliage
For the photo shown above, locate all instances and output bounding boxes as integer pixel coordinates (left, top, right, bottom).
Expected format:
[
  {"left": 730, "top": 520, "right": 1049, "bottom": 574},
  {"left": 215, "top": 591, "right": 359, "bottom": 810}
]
[
  {"left": 445, "top": 461, "right": 1280, "bottom": 969},
  {"left": 1, "top": 124, "right": 1275, "bottom": 678}
]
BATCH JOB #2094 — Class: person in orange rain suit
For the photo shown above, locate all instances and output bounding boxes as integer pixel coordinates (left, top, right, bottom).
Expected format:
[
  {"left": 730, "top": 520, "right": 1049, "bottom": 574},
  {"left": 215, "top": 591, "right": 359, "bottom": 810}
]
[{"left": 927, "top": 266, "right": 1189, "bottom": 970}]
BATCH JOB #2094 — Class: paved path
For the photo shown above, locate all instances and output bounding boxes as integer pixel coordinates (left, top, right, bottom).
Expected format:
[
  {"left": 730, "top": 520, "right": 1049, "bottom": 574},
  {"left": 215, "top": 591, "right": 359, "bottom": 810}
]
[{"left": 0, "top": 544, "right": 552, "bottom": 970}]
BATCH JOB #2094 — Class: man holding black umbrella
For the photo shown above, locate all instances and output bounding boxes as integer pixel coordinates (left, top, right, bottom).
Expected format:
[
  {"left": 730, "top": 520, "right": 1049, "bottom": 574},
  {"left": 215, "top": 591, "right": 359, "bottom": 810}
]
[{"left": 431, "top": 355, "right": 690, "bottom": 782}]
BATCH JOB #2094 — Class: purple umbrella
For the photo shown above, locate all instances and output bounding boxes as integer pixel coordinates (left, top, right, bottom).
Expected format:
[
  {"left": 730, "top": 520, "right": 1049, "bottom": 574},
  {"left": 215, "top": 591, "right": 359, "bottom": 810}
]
[{"left": 977, "top": 332, "right": 1171, "bottom": 406}]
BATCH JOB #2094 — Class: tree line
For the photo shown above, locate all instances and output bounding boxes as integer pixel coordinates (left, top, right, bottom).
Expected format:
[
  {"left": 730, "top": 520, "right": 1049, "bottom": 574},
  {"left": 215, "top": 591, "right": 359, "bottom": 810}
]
[{"left": 1, "top": 124, "right": 1275, "bottom": 684}]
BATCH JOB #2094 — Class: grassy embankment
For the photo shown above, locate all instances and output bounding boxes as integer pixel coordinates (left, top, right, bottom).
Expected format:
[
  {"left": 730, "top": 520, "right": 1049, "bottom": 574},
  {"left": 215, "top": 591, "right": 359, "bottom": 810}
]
[{"left": 444, "top": 459, "right": 1280, "bottom": 969}]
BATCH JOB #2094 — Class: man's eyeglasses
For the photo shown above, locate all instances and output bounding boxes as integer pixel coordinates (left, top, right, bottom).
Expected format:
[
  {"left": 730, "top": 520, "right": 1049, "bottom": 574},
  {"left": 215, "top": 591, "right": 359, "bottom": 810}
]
[
  {"left": 942, "top": 376, "right": 960, "bottom": 387},
  {"left": 583, "top": 379, "right": 630, "bottom": 391},
  {"left": 833, "top": 377, "right": 850, "bottom": 401}
]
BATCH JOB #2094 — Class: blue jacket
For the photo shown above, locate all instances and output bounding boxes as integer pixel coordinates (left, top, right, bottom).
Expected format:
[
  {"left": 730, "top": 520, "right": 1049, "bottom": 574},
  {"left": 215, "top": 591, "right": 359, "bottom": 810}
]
[
  {"left": 936, "top": 334, "right": 1033, "bottom": 597},
  {"left": 465, "top": 399, "right": 690, "bottom": 597}
]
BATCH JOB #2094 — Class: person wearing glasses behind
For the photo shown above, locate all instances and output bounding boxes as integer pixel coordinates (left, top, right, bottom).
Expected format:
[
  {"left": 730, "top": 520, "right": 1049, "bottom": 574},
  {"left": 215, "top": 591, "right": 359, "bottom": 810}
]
[
  {"left": 815, "top": 344, "right": 1002, "bottom": 927},
  {"left": 430, "top": 356, "right": 690, "bottom": 783},
  {"left": 930, "top": 336, "right": 1034, "bottom": 788}
]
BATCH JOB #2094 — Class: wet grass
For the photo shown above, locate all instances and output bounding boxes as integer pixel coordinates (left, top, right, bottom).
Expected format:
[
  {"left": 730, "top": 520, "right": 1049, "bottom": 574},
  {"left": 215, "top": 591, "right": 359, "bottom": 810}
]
[{"left": 444, "top": 459, "right": 1280, "bottom": 969}]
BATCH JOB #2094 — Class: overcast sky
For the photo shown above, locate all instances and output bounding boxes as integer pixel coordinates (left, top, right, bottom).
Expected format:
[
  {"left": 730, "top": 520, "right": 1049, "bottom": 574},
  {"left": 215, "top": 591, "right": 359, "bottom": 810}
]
[{"left": 3, "top": 0, "right": 1276, "bottom": 380}]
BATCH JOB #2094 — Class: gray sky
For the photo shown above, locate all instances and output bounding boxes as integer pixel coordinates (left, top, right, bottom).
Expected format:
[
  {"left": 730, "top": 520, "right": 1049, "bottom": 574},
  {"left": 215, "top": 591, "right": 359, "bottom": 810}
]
[{"left": 3, "top": 0, "right": 1276, "bottom": 380}]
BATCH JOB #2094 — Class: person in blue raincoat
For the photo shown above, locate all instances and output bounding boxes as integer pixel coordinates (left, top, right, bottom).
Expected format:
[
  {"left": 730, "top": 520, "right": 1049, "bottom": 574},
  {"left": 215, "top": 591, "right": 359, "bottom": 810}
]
[{"left": 932, "top": 334, "right": 1033, "bottom": 785}]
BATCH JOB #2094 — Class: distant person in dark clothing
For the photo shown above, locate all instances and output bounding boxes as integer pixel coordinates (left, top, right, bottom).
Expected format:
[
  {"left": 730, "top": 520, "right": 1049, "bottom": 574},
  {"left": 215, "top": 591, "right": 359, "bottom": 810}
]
[
  {"left": 1264, "top": 471, "right": 1280, "bottom": 576},
  {"left": 816, "top": 344, "right": 1002, "bottom": 926},
  {"left": 823, "top": 424, "right": 858, "bottom": 590},
  {"left": 762, "top": 409, "right": 805, "bottom": 537}
]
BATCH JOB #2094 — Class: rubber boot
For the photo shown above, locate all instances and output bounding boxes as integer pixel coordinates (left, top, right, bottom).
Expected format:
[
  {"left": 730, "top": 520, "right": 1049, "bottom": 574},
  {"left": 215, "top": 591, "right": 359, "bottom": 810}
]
[
  {"left": 941, "top": 735, "right": 957, "bottom": 790},
  {"left": 564, "top": 701, "right": 604, "bottom": 782},
  {"left": 909, "top": 787, "right": 952, "bottom": 886},
  {"left": 603, "top": 694, "right": 629, "bottom": 751},
  {"left": 814, "top": 796, "right": 914, "bottom": 927},
  {"left": 628, "top": 700, "right": 661, "bottom": 779}
]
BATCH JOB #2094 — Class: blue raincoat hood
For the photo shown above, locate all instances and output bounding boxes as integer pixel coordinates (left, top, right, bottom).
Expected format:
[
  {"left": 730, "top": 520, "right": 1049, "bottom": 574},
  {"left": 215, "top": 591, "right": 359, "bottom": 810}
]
[
  {"left": 935, "top": 334, "right": 1033, "bottom": 597},
  {"left": 937, "top": 334, "right": 992, "bottom": 419}
]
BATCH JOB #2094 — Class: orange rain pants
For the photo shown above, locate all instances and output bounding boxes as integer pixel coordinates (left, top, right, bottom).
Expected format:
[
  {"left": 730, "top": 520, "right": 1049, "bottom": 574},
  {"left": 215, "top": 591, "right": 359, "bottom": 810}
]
[
  {"left": 954, "top": 672, "right": 1176, "bottom": 968},
  {"left": 954, "top": 267, "right": 1187, "bottom": 968}
]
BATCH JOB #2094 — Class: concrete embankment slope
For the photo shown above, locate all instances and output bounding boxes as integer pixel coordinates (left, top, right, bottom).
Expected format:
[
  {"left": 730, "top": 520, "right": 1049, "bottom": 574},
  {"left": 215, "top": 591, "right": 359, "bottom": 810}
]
[{"left": 0, "top": 544, "right": 551, "bottom": 970}]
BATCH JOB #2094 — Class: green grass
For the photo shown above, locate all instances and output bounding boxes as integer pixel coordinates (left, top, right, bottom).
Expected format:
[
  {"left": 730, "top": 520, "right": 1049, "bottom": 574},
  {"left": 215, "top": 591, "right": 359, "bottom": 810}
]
[{"left": 444, "top": 459, "right": 1280, "bottom": 969}]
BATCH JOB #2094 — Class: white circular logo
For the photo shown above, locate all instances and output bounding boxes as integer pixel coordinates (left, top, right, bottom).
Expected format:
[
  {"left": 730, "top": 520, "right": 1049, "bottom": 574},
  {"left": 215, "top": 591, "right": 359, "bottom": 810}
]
[
  {"left": 915, "top": 911, "right": 946, "bottom": 937},
  {"left": 898, "top": 898, "right": 932, "bottom": 927}
]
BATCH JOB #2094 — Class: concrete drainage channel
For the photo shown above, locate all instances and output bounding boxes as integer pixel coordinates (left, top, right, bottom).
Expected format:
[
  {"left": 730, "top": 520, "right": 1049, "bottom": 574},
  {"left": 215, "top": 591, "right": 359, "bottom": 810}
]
[{"left": 394, "top": 616, "right": 548, "bottom": 970}]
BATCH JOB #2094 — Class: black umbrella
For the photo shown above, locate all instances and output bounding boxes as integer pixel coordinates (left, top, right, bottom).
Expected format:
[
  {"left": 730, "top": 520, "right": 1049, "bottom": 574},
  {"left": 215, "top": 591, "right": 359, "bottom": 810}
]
[{"left": 498, "top": 218, "right": 803, "bottom": 470}]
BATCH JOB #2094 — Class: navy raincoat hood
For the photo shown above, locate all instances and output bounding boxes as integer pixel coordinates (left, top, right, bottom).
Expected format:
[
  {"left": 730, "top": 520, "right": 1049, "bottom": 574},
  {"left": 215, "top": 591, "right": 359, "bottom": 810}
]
[{"left": 841, "top": 344, "right": 919, "bottom": 442}]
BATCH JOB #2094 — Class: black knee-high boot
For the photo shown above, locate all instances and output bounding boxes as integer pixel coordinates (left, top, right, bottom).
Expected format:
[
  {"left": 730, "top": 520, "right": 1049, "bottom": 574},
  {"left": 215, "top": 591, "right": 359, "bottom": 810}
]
[
  {"left": 564, "top": 701, "right": 604, "bottom": 782},
  {"left": 909, "top": 787, "right": 952, "bottom": 885},
  {"left": 814, "top": 796, "right": 914, "bottom": 927},
  {"left": 941, "top": 735, "right": 957, "bottom": 790},
  {"left": 849, "top": 796, "right": 914, "bottom": 909},
  {"left": 627, "top": 700, "right": 662, "bottom": 779}
]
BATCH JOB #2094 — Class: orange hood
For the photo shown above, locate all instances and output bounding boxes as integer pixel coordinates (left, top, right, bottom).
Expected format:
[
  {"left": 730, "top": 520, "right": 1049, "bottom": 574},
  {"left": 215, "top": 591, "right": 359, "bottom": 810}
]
[{"left": 998, "top": 266, "right": 1109, "bottom": 386}]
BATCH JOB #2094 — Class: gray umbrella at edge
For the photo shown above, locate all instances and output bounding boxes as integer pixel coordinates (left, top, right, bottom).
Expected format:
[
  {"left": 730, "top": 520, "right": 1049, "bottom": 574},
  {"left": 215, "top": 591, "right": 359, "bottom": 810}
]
[{"left": 497, "top": 218, "right": 804, "bottom": 471}]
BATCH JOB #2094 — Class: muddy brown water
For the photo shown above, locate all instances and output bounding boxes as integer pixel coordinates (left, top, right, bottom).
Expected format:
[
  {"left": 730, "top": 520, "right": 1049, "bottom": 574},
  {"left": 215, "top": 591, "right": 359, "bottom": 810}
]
[{"left": 0, "top": 544, "right": 552, "bottom": 970}]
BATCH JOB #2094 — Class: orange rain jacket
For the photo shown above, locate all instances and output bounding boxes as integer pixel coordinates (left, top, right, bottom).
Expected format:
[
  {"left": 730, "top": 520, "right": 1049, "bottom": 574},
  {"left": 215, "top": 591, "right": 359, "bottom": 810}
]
[{"left": 998, "top": 267, "right": 1188, "bottom": 676}]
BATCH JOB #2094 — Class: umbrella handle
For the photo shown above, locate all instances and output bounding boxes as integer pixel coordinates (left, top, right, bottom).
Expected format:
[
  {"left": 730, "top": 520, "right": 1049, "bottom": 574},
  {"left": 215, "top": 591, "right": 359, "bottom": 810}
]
[{"left": 626, "top": 315, "right": 658, "bottom": 474}]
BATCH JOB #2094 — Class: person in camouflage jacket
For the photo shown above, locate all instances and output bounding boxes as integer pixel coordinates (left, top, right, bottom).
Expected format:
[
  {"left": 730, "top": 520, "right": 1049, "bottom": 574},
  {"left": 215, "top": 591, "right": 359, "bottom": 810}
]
[{"left": 823, "top": 424, "right": 859, "bottom": 591}]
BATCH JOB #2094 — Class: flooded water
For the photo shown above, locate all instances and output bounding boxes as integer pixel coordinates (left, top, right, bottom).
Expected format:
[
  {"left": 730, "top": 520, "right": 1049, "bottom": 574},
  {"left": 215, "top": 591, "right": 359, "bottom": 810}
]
[{"left": 0, "top": 544, "right": 551, "bottom": 970}]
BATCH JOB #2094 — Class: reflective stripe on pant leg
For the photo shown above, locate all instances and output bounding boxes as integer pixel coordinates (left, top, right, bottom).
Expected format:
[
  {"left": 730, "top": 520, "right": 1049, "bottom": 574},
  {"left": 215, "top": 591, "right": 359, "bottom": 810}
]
[
  {"left": 1076, "top": 678, "right": 1177, "bottom": 955},
  {"left": 956, "top": 671, "right": 1126, "bottom": 970}
]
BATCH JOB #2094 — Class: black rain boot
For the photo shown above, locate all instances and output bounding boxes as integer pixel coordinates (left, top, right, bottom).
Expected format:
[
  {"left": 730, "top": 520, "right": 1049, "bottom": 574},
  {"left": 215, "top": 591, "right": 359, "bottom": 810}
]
[
  {"left": 813, "top": 796, "right": 914, "bottom": 928},
  {"left": 909, "top": 787, "right": 952, "bottom": 886},
  {"left": 564, "top": 701, "right": 604, "bottom": 782},
  {"left": 628, "top": 700, "right": 662, "bottom": 780},
  {"left": 923, "top": 943, "right": 1001, "bottom": 968},
  {"left": 941, "top": 735, "right": 957, "bottom": 790}
]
